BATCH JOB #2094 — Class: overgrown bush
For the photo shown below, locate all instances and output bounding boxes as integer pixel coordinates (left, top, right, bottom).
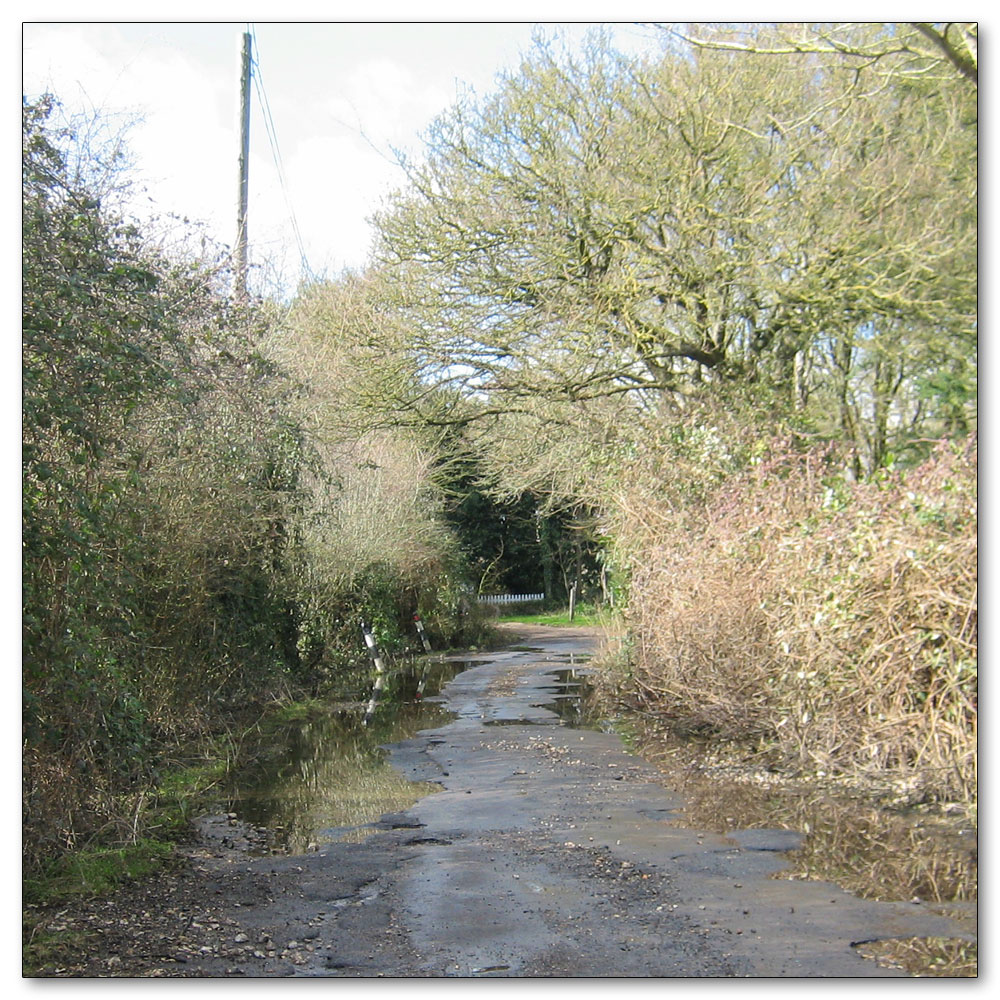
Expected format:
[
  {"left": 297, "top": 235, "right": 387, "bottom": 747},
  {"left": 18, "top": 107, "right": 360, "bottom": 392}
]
[
  {"left": 272, "top": 277, "right": 495, "bottom": 673},
  {"left": 22, "top": 99, "right": 494, "bottom": 881},
  {"left": 622, "top": 435, "right": 977, "bottom": 803},
  {"left": 22, "top": 96, "right": 315, "bottom": 870}
]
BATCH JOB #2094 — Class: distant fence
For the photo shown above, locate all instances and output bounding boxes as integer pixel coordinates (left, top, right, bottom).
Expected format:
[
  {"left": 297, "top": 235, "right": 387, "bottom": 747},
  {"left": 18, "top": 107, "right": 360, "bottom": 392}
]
[{"left": 477, "top": 592, "right": 545, "bottom": 606}]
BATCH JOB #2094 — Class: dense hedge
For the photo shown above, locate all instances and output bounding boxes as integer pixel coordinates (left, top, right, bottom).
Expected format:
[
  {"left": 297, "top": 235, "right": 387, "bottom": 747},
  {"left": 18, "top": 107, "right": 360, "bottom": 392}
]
[
  {"left": 22, "top": 97, "right": 488, "bottom": 874},
  {"left": 623, "top": 436, "right": 977, "bottom": 803}
]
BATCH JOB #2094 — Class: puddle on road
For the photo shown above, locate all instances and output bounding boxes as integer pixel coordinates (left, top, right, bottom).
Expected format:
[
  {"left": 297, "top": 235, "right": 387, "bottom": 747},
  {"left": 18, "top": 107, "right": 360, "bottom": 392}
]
[
  {"left": 620, "top": 718, "right": 978, "bottom": 976},
  {"left": 205, "top": 644, "right": 976, "bottom": 975},
  {"left": 625, "top": 724, "right": 977, "bottom": 905},
  {"left": 210, "top": 658, "right": 474, "bottom": 854},
  {"left": 538, "top": 668, "right": 605, "bottom": 730},
  {"left": 482, "top": 665, "right": 606, "bottom": 729},
  {"left": 484, "top": 718, "right": 559, "bottom": 727}
]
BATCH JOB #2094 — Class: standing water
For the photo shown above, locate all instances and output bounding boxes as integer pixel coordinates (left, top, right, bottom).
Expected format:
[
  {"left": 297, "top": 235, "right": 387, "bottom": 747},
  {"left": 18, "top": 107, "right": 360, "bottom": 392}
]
[
  {"left": 205, "top": 656, "right": 480, "bottom": 854},
  {"left": 200, "top": 643, "right": 976, "bottom": 975}
]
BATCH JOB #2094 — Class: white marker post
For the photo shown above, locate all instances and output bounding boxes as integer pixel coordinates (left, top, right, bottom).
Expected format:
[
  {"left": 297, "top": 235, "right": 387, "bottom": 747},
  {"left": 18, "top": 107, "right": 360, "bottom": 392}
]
[
  {"left": 361, "top": 620, "right": 386, "bottom": 726},
  {"left": 412, "top": 614, "right": 433, "bottom": 700},
  {"left": 413, "top": 613, "right": 432, "bottom": 654}
]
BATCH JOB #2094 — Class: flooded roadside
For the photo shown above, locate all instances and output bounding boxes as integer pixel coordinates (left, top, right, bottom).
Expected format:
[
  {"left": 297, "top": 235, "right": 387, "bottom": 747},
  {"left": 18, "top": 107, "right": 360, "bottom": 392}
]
[
  {"left": 635, "top": 739, "right": 977, "bottom": 976},
  {"left": 200, "top": 656, "right": 483, "bottom": 854},
  {"left": 511, "top": 660, "right": 977, "bottom": 976},
  {"left": 196, "top": 634, "right": 976, "bottom": 976},
  {"left": 199, "top": 647, "right": 600, "bottom": 855},
  {"left": 580, "top": 693, "right": 978, "bottom": 977},
  {"left": 36, "top": 626, "right": 975, "bottom": 978}
]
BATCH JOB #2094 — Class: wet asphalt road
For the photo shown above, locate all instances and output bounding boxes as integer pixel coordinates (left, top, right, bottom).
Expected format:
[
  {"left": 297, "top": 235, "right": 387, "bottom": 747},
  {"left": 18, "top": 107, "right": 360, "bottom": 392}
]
[{"left": 153, "top": 626, "right": 975, "bottom": 978}]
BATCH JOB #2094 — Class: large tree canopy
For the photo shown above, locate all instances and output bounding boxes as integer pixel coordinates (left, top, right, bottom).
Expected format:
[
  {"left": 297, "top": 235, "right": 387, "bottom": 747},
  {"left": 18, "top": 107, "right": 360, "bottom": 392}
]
[{"left": 373, "top": 24, "right": 976, "bottom": 476}]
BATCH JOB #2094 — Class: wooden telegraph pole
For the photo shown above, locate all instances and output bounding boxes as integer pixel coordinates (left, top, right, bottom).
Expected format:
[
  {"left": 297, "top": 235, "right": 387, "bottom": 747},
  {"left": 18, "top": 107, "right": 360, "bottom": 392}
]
[{"left": 234, "top": 30, "right": 252, "bottom": 299}]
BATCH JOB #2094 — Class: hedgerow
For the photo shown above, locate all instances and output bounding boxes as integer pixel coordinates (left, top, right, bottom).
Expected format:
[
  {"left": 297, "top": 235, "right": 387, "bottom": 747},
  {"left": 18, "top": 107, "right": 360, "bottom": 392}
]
[{"left": 622, "top": 436, "right": 977, "bottom": 803}]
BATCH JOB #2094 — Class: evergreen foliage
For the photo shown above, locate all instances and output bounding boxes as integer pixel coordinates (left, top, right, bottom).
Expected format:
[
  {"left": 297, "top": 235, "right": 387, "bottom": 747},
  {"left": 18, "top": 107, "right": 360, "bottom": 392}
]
[
  {"left": 22, "top": 19, "right": 978, "bottom": 884},
  {"left": 21, "top": 96, "right": 485, "bottom": 875},
  {"left": 365, "top": 23, "right": 977, "bottom": 800}
]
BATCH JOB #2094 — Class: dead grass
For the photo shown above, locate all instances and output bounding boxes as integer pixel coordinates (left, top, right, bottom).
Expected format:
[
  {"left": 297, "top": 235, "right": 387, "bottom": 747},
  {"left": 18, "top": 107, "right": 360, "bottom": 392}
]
[{"left": 855, "top": 937, "right": 977, "bottom": 978}]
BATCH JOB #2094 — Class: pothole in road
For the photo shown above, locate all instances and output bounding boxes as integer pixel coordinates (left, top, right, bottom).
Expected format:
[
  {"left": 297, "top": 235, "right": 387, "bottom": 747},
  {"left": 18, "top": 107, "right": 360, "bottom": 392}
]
[
  {"left": 481, "top": 667, "right": 606, "bottom": 730},
  {"left": 535, "top": 668, "right": 605, "bottom": 730}
]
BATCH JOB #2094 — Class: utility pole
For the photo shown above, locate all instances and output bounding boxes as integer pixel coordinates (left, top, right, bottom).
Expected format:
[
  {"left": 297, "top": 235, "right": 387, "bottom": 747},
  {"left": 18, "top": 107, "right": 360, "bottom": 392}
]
[{"left": 234, "top": 30, "right": 252, "bottom": 300}]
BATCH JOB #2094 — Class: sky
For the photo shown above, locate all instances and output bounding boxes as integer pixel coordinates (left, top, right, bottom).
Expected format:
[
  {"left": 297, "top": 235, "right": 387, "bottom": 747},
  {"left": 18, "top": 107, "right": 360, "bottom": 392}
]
[
  {"left": 21, "top": 15, "right": 671, "bottom": 295},
  {"left": 10, "top": 13, "right": 995, "bottom": 963}
]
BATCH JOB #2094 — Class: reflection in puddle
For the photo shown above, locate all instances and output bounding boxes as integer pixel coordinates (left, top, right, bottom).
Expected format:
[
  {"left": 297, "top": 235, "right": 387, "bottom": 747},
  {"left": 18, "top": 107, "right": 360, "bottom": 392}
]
[
  {"left": 622, "top": 719, "right": 978, "bottom": 975},
  {"left": 213, "top": 658, "right": 471, "bottom": 854},
  {"left": 481, "top": 666, "right": 605, "bottom": 729},
  {"left": 538, "top": 668, "right": 605, "bottom": 731},
  {"left": 629, "top": 726, "right": 977, "bottom": 905}
]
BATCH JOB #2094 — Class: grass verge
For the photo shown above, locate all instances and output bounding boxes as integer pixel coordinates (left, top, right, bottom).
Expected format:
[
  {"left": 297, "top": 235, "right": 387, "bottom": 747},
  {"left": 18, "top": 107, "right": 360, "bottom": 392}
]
[
  {"left": 22, "top": 732, "right": 242, "bottom": 974},
  {"left": 23, "top": 838, "right": 176, "bottom": 907},
  {"left": 497, "top": 603, "right": 610, "bottom": 627}
]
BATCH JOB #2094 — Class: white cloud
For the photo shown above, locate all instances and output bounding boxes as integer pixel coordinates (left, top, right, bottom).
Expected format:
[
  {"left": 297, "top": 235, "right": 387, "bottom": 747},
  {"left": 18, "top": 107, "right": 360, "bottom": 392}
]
[
  {"left": 281, "top": 132, "right": 398, "bottom": 274},
  {"left": 21, "top": 20, "right": 670, "bottom": 293}
]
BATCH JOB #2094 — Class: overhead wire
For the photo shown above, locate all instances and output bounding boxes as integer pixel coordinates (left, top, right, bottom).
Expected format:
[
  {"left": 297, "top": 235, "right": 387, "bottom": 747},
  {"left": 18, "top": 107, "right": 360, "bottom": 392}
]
[{"left": 248, "top": 24, "right": 313, "bottom": 284}]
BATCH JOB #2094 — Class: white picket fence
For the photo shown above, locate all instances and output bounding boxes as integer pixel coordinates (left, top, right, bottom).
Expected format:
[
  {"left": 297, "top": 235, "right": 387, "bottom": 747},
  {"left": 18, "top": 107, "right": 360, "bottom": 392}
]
[{"left": 477, "top": 592, "right": 545, "bottom": 606}]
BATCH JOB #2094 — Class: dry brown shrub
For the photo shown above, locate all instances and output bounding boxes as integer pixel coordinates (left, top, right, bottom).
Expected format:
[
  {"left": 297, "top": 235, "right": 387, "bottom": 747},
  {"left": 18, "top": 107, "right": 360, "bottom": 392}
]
[
  {"left": 621, "top": 436, "right": 977, "bottom": 802},
  {"left": 302, "top": 430, "right": 451, "bottom": 590}
]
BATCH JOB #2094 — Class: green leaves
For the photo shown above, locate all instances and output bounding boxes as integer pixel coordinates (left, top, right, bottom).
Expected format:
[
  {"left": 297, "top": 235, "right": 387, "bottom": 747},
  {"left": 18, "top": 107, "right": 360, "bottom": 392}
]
[
  {"left": 22, "top": 96, "right": 316, "bottom": 873},
  {"left": 373, "top": 26, "right": 975, "bottom": 482}
]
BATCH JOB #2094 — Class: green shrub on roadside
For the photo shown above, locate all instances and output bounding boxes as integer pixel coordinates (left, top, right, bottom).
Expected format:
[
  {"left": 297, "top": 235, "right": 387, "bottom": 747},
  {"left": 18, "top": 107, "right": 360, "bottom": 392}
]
[
  {"left": 23, "top": 839, "right": 176, "bottom": 907},
  {"left": 21, "top": 99, "right": 483, "bottom": 883}
]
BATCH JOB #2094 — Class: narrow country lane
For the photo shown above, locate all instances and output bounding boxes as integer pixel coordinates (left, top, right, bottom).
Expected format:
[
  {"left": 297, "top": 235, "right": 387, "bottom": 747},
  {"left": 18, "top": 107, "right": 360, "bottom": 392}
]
[{"left": 41, "top": 626, "right": 974, "bottom": 978}]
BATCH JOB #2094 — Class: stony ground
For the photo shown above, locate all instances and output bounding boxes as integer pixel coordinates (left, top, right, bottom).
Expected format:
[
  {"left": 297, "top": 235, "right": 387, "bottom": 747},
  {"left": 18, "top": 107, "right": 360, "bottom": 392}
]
[{"left": 25, "top": 626, "right": 975, "bottom": 978}]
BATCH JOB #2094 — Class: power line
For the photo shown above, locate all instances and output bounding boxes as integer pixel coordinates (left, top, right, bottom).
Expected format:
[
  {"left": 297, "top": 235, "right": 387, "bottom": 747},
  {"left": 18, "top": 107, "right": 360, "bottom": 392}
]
[{"left": 248, "top": 24, "right": 313, "bottom": 285}]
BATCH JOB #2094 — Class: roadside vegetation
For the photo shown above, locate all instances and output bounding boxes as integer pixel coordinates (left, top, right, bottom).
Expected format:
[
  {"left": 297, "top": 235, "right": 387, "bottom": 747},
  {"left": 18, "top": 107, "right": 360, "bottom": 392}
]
[
  {"left": 620, "top": 433, "right": 977, "bottom": 803},
  {"left": 21, "top": 95, "right": 495, "bottom": 900},
  {"left": 496, "top": 605, "right": 609, "bottom": 628},
  {"left": 365, "top": 23, "right": 976, "bottom": 812},
  {"left": 24, "top": 20, "right": 976, "bottom": 929}
]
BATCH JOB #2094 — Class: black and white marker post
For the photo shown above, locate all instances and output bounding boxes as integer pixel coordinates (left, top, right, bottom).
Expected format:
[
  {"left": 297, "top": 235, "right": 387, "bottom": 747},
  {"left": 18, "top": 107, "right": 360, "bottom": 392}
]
[
  {"left": 361, "top": 620, "right": 386, "bottom": 726},
  {"left": 413, "top": 614, "right": 432, "bottom": 699},
  {"left": 413, "top": 613, "right": 432, "bottom": 654}
]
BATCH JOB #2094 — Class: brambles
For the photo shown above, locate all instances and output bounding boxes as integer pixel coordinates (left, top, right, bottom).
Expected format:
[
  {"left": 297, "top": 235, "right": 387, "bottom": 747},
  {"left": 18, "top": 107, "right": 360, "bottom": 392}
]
[
  {"left": 365, "top": 24, "right": 977, "bottom": 809},
  {"left": 21, "top": 98, "right": 485, "bottom": 885},
  {"left": 622, "top": 436, "right": 977, "bottom": 802},
  {"left": 24, "top": 19, "right": 978, "bottom": 918}
]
